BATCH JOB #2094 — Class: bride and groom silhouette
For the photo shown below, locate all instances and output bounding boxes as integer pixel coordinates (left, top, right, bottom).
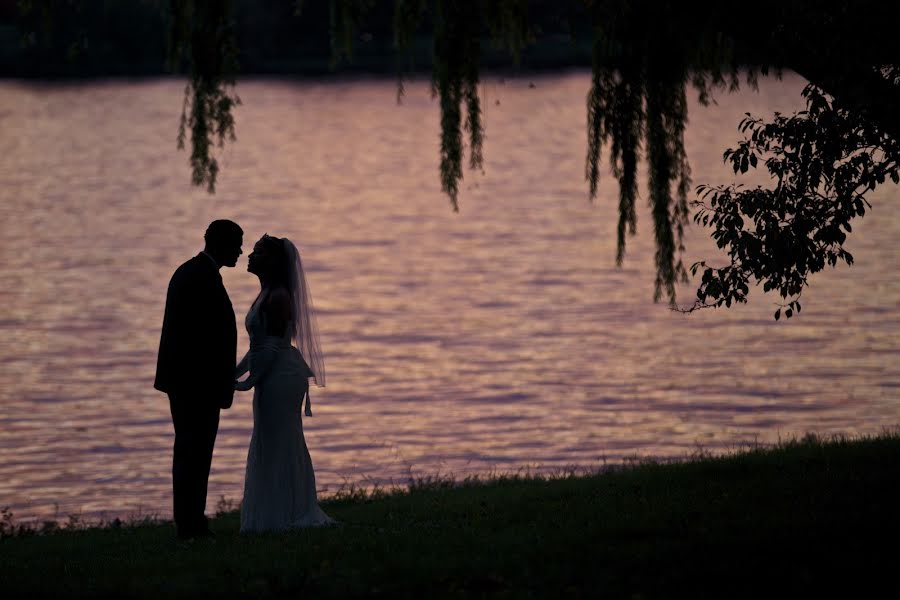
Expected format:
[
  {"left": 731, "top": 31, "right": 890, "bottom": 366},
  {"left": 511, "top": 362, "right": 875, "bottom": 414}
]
[{"left": 154, "top": 219, "right": 333, "bottom": 538}]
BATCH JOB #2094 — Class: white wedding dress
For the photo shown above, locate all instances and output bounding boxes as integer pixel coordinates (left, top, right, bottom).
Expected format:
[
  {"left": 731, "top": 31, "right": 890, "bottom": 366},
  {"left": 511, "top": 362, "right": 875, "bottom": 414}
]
[{"left": 237, "top": 299, "right": 334, "bottom": 533}]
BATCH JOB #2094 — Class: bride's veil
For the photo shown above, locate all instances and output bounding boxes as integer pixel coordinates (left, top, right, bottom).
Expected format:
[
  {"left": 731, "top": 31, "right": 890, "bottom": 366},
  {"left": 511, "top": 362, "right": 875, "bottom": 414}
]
[{"left": 282, "top": 238, "right": 325, "bottom": 387}]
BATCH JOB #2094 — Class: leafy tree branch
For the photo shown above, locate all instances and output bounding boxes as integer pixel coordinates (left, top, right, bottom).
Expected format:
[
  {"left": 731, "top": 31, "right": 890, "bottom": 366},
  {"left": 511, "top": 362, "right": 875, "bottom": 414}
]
[{"left": 680, "top": 84, "right": 899, "bottom": 319}]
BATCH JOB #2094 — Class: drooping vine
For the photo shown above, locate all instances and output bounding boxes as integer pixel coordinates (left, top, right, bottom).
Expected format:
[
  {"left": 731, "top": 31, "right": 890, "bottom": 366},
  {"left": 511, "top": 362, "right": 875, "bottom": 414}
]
[
  {"left": 644, "top": 63, "right": 690, "bottom": 304},
  {"left": 483, "top": 0, "right": 531, "bottom": 65},
  {"left": 167, "top": 0, "right": 240, "bottom": 193},
  {"left": 432, "top": 1, "right": 482, "bottom": 211},
  {"left": 585, "top": 3, "right": 692, "bottom": 302},
  {"left": 155, "top": 0, "right": 898, "bottom": 314},
  {"left": 607, "top": 61, "right": 644, "bottom": 266},
  {"left": 586, "top": 35, "right": 644, "bottom": 266},
  {"left": 162, "top": 0, "right": 709, "bottom": 299},
  {"left": 324, "top": 0, "right": 488, "bottom": 211},
  {"left": 393, "top": 0, "right": 427, "bottom": 101}
]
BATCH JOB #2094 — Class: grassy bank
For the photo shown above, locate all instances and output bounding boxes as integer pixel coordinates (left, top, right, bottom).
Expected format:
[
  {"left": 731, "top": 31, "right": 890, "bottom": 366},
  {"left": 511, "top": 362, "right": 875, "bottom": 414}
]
[{"left": 3, "top": 433, "right": 899, "bottom": 598}]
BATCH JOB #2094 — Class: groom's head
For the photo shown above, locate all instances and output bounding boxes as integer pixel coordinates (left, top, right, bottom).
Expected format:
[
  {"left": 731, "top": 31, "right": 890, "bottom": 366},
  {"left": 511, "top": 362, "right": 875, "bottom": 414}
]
[{"left": 204, "top": 220, "right": 243, "bottom": 268}]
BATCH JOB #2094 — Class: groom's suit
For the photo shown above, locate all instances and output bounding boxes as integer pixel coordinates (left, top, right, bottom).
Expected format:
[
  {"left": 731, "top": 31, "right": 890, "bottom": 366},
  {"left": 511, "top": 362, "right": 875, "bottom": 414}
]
[{"left": 155, "top": 252, "right": 237, "bottom": 536}]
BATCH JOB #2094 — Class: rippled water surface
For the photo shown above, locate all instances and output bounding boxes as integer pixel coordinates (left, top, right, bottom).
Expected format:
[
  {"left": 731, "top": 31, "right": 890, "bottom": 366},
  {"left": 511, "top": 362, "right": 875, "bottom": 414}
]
[{"left": 1, "top": 73, "right": 898, "bottom": 522}]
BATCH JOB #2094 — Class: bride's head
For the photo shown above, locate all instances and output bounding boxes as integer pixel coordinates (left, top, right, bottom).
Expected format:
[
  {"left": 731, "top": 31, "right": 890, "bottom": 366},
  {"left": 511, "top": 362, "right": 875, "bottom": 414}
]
[{"left": 247, "top": 234, "right": 290, "bottom": 287}]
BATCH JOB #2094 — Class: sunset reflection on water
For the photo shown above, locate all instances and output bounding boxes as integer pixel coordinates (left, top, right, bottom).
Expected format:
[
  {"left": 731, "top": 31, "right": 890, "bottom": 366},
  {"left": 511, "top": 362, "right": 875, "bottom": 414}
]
[{"left": 0, "top": 73, "right": 898, "bottom": 522}]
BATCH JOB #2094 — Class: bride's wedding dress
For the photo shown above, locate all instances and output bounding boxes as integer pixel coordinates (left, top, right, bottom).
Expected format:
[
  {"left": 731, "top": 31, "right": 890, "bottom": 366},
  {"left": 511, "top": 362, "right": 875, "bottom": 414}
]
[{"left": 236, "top": 299, "right": 334, "bottom": 532}]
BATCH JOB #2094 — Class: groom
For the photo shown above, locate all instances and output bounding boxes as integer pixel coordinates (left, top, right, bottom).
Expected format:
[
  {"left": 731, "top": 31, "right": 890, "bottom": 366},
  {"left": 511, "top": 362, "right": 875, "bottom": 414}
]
[{"left": 154, "top": 219, "right": 243, "bottom": 539}]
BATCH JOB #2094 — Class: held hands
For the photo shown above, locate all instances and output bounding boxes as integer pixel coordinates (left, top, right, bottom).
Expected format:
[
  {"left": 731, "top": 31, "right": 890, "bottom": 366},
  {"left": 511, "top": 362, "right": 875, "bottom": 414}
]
[
  {"left": 234, "top": 341, "right": 277, "bottom": 393},
  {"left": 235, "top": 356, "right": 252, "bottom": 391}
]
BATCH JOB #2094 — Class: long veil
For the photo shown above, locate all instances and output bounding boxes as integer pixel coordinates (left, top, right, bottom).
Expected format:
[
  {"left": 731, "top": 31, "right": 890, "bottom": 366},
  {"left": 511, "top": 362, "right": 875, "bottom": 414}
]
[{"left": 283, "top": 238, "right": 325, "bottom": 387}]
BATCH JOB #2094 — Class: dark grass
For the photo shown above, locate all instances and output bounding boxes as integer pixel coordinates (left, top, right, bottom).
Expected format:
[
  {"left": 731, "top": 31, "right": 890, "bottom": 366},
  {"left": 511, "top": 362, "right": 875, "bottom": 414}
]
[{"left": 3, "top": 432, "right": 900, "bottom": 598}]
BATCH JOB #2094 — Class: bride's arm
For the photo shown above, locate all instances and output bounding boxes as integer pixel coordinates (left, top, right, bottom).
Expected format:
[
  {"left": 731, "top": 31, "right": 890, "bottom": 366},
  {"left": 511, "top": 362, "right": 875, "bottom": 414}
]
[
  {"left": 234, "top": 288, "right": 292, "bottom": 391},
  {"left": 234, "top": 339, "right": 279, "bottom": 391}
]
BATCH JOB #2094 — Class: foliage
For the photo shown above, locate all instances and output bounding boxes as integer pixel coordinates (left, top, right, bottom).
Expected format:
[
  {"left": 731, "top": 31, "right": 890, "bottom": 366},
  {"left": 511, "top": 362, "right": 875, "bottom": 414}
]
[
  {"left": 327, "top": 0, "right": 532, "bottom": 211},
  {"left": 16, "top": 0, "right": 88, "bottom": 60},
  {"left": 167, "top": 0, "right": 241, "bottom": 193},
  {"left": 11, "top": 0, "right": 167, "bottom": 75},
  {"left": 587, "top": 55, "right": 693, "bottom": 305},
  {"left": 12, "top": 1, "right": 900, "bottom": 314},
  {"left": 431, "top": 0, "right": 483, "bottom": 211},
  {"left": 685, "top": 82, "right": 900, "bottom": 318},
  {"left": 582, "top": 1, "right": 770, "bottom": 303},
  {"left": 328, "top": 0, "right": 717, "bottom": 299}
]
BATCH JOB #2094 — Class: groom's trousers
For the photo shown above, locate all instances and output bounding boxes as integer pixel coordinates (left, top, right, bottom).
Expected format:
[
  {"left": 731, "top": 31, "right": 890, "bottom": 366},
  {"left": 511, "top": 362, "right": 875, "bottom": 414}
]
[{"left": 168, "top": 393, "right": 220, "bottom": 536}]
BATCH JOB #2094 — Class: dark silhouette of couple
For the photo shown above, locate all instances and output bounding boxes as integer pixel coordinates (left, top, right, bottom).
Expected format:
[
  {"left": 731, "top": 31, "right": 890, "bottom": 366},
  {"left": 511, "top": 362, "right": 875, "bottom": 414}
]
[{"left": 154, "top": 220, "right": 332, "bottom": 538}]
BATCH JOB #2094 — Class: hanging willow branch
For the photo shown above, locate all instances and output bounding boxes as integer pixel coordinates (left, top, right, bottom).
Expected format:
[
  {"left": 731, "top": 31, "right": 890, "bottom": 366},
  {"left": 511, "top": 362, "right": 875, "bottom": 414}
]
[
  {"left": 645, "top": 68, "right": 691, "bottom": 304},
  {"left": 393, "top": 0, "right": 427, "bottom": 102},
  {"left": 484, "top": 0, "right": 531, "bottom": 65},
  {"left": 586, "top": 45, "right": 644, "bottom": 266},
  {"left": 167, "top": 0, "right": 852, "bottom": 310},
  {"left": 432, "top": 0, "right": 483, "bottom": 211},
  {"left": 608, "top": 61, "right": 644, "bottom": 266},
  {"left": 164, "top": 0, "right": 697, "bottom": 299},
  {"left": 33, "top": 0, "right": 889, "bottom": 317},
  {"left": 325, "top": 0, "right": 375, "bottom": 67},
  {"left": 168, "top": 0, "right": 240, "bottom": 193},
  {"left": 396, "top": 0, "right": 534, "bottom": 210},
  {"left": 586, "top": 4, "right": 691, "bottom": 299}
]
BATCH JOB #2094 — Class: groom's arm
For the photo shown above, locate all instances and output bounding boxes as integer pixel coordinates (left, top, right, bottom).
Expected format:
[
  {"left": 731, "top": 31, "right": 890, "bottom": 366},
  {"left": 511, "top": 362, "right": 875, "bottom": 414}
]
[
  {"left": 167, "top": 261, "right": 225, "bottom": 397},
  {"left": 155, "top": 264, "right": 197, "bottom": 393},
  {"left": 204, "top": 276, "right": 236, "bottom": 408},
  {"left": 235, "top": 352, "right": 250, "bottom": 379}
]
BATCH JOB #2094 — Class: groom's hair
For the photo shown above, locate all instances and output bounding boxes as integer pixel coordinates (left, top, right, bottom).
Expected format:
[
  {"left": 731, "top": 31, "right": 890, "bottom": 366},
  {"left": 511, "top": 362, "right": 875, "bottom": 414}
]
[{"left": 204, "top": 220, "right": 243, "bottom": 248}]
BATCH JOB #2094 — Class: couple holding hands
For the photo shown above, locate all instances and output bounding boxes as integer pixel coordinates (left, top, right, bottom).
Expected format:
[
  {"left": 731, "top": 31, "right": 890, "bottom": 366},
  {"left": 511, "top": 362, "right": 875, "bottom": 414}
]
[{"left": 154, "top": 220, "right": 333, "bottom": 538}]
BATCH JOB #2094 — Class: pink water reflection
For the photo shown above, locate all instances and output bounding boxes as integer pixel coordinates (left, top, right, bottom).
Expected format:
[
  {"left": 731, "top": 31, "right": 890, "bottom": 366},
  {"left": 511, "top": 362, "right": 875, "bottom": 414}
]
[{"left": 0, "top": 73, "right": 898, "bottom": 522}]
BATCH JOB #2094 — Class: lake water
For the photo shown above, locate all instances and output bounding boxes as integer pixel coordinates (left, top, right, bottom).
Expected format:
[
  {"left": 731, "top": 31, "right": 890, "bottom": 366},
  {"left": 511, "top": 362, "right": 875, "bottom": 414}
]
[{"left": 1, "top": 72, "right": 898, "bottom": 523}]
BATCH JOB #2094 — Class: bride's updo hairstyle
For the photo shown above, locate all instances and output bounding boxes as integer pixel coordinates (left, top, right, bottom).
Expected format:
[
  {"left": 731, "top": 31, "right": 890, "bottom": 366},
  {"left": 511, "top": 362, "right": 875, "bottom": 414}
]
[{"left": 259, "top": 233, "right": 291, "bottom": 288}]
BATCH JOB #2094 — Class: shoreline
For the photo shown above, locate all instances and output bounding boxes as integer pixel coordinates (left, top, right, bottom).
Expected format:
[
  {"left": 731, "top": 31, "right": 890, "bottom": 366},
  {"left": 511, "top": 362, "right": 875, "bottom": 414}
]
[
  {"left": 2, "top": 429, "right": 893, "bottom": 532},
  {"left": 4, "top": 430, "right": 899, "bottom": 596}
]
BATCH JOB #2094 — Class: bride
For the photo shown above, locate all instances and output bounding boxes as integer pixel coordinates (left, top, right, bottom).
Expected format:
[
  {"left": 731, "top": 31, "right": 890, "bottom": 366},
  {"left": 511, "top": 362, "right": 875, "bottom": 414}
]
[{"left": 235, "top": 234, "right": 334, "bottom": 532}]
